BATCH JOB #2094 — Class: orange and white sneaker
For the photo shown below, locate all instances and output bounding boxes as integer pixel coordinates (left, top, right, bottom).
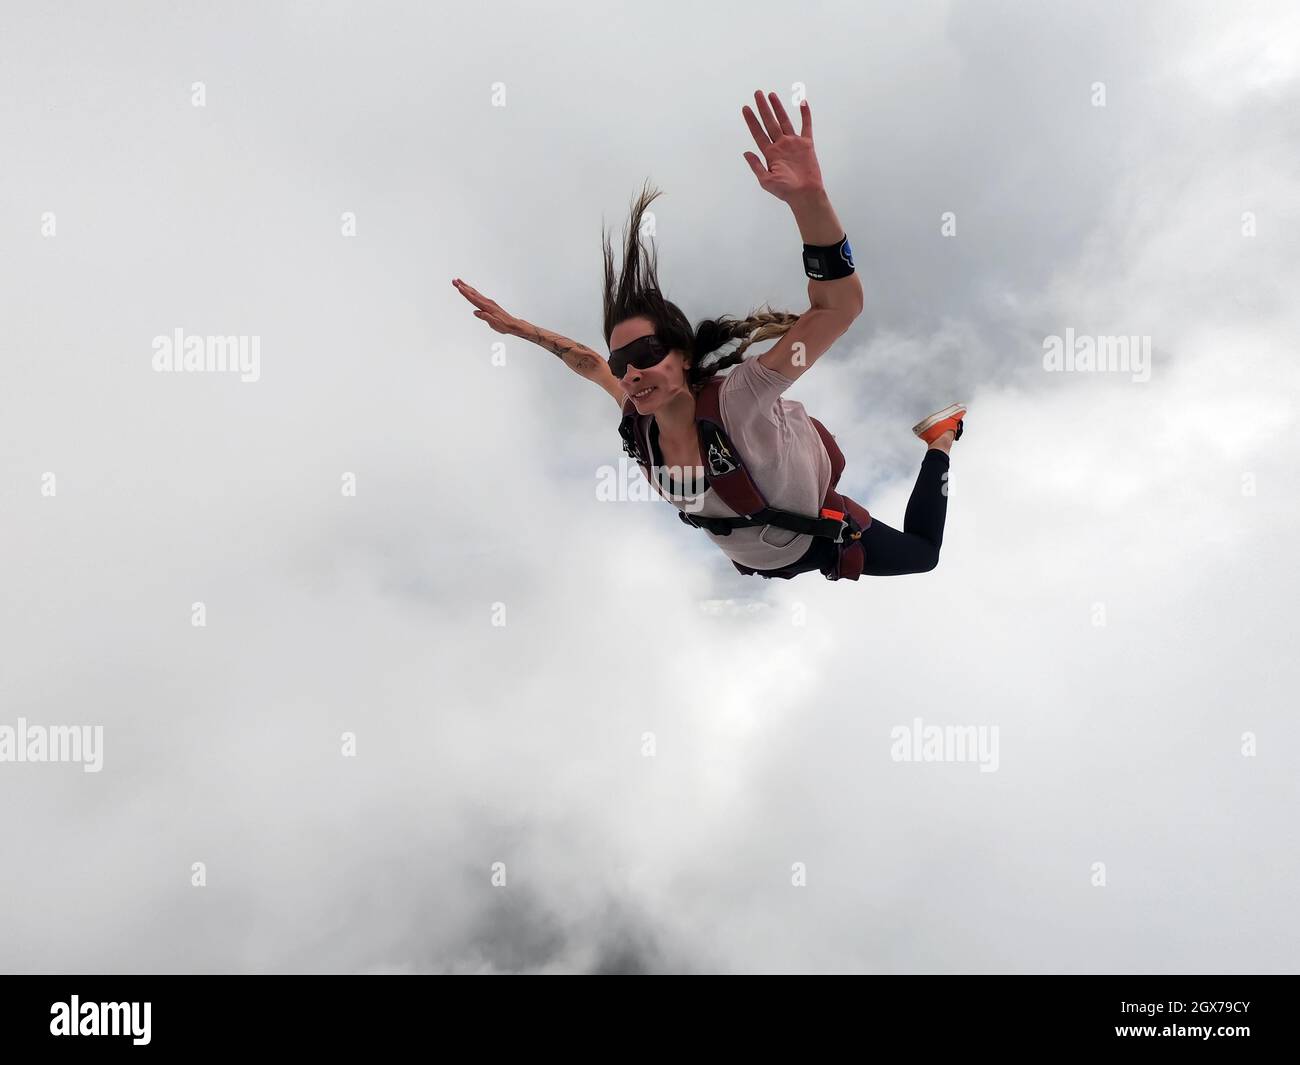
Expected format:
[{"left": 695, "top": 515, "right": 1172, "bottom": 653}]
[{"left": 912, "top": 403, "right": 966, "bottom": 444}]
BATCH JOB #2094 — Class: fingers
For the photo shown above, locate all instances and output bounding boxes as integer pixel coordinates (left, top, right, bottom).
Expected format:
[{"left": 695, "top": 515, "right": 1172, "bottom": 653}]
[
  {"left": 741, "top": 104, "right": 772, "bottom": 156},
  {"left": 765, "top": 91, "right": 797, "bottom": 137},
  {"left": 452, "top": 278, "right": 496, "bottom": 313},
  {"left": 744, "top": 90, "right": 810, "bottom": 154},
  {"left": 753, "top": 89, "right": 782, "bottom": 141},
  {"left": 453, "top": 278, "right": 482, "bottom": 302},
  {"left": 453, "top": 278, "right": 487, "bottom": 302},
  {"left": 454, "top": 280, "right": 514, "bottom": 334}
]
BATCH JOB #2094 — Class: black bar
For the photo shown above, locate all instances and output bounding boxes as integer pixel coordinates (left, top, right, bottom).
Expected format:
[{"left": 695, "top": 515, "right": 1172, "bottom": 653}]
[{"left": 0, "top": 975, "right": 1291, "bottom": 1053}]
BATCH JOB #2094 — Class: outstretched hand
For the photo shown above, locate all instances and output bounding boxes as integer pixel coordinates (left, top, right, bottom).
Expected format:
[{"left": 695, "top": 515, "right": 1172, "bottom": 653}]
[
  {"left": 452, "top": 278, "right": 521, "bottom": 335},
  {"left": 741, "top": 90, "right": 825, "bottom": 203}
]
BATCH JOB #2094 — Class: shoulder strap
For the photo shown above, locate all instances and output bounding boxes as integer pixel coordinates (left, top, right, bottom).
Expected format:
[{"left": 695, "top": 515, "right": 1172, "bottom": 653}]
[
  {"left": 617, "top": 397, "right": 646, "bottom": 469},
  {"left": 692, "top": 377, "right": 768, "bottom": 517},
  {"left": 618, "top": 400, "right": 672, "bottom": 503}
]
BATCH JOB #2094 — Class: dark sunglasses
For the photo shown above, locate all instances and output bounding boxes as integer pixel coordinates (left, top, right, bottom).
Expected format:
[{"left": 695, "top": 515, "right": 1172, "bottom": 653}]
[{"left": 608, "top": 334, "right": 671, "bottom": 379}]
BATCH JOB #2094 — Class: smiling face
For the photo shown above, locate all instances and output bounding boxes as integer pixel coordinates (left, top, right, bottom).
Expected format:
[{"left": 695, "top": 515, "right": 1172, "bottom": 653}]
[{"left": 608, "top": 316, "right": 693, "bottom": 414}]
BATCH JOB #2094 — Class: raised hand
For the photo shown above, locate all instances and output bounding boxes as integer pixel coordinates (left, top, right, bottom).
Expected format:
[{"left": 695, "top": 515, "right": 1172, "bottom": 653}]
[
  {"left": 741, "top": 90, "right": 824, "bottom": 203},
  {"left": 452, "top": 278, "right": 521, "bottom": 335}
]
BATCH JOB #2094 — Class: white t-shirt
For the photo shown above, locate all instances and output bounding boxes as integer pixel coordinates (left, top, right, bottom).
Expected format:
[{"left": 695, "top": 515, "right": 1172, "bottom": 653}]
[{"left": 645, "top": 356, "right": 833, "bottom": 571}]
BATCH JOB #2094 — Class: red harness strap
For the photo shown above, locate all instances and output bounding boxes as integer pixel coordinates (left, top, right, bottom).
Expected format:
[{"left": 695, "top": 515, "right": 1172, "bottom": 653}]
[{"left": 808, "top": 416, "right": 868, "bottom": 580}]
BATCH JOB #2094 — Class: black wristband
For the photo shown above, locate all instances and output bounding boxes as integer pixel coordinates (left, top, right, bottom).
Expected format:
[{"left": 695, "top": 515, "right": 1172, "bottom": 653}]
[{"left": 802, "top": 234, "right": 855, "bottom": 281}]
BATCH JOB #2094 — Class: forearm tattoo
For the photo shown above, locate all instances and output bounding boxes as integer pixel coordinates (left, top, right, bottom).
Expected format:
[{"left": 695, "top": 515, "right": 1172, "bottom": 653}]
[{"left": 525, "top": 323, "right": 601, "bottom": 374}]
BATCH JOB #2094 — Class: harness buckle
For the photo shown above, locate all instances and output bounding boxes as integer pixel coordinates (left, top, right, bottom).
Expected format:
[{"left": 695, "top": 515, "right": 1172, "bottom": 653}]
[{"left": 820, "top": 506, "right": 853, "bottom": 544}]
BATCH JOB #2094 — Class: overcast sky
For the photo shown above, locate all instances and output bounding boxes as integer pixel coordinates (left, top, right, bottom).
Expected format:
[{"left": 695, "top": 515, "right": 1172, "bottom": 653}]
[{"left": 1, "top": 0, "right": 1297, "bottom": 973}]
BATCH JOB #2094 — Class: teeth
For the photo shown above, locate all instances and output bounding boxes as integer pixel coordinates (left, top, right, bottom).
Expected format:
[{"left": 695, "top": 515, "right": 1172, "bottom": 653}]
[{"left": 633, "top": 387, "right": 654, "bottom": 398}]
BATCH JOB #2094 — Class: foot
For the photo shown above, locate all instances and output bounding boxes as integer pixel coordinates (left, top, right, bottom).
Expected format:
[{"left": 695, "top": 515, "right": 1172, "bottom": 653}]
[{"left": 912, "top": 403, "right": 966, "bottom": 445}]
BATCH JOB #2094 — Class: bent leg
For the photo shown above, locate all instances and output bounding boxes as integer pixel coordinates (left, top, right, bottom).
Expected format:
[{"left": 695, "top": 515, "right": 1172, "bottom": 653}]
[{"left": 860, "top": 449, "right": 950, "bottom": 576}]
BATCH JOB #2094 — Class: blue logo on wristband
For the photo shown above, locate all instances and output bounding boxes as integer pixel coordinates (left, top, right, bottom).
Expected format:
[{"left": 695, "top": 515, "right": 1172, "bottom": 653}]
[{"left": 840, "top": 239, "right": 854, "bottom": 268}]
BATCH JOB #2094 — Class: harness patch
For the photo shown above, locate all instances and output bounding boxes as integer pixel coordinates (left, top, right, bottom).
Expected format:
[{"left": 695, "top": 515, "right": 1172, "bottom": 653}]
[{"left": 705, "top": 431, "right": 738, "bottom": 477}]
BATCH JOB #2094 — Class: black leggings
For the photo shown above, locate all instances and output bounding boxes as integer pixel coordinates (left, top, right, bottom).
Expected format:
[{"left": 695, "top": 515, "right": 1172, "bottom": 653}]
[
  {"left": 859, "top": 448, "right": 950, "bottom": 575},
  {"left": 741, "top": 448, "right": 950, "bottom": 580}
]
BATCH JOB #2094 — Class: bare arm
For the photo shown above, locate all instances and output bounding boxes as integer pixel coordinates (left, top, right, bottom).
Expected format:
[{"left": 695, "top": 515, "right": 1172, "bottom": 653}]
[
  {"left": 740, "top": 91, "right": 864, "bottom": 382},
  {"left": 452, "top": 278, "right": 624, "bottom": 406},
  {"left": 755, "top": 188, "right": 863, "bottom": 383},
  {"left": 790, "top": 189, "right": 864, "bottom": 317},
  {"left": 518, "top": 320, "right": 625, "bottom": 407}
]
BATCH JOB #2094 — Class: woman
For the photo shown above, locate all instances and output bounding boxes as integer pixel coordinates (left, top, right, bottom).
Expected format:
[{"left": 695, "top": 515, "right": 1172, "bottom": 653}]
[{"left": 453, "top": 89, "right": 964, "bottom": 582}]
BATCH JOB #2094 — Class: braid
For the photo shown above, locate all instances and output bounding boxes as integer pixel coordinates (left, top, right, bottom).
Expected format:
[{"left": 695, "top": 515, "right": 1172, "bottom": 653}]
[{"left": 688, "top": 306, "right": 802, "bottom": 388}]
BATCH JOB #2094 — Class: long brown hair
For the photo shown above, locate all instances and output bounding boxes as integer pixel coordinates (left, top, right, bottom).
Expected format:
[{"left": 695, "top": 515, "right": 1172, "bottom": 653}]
[{"left": 601, "top": 179, "right": 799, "bottom": 389}]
